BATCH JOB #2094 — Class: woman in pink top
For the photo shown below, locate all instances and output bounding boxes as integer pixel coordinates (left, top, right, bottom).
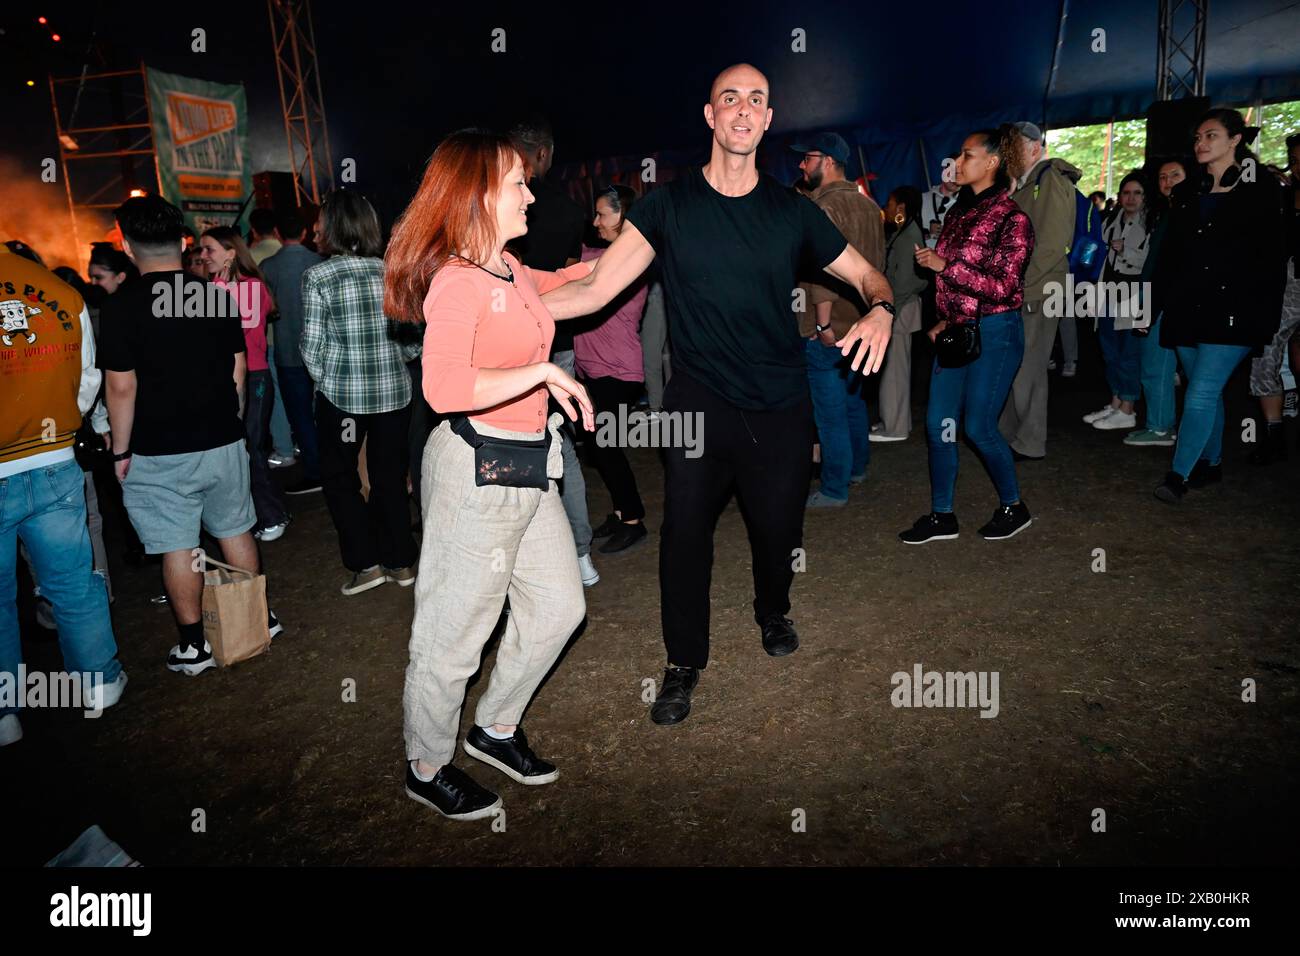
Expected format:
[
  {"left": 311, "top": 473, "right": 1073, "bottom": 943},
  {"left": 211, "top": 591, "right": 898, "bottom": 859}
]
[
  {"left": 385, "top": 129, "right": 594, "bottom": 821},
  {"left": 199, "top": 226, "right": 289, "bottom": 540},
  {"left": 575, "top": 184, "right": 651, "bottom": 554}
]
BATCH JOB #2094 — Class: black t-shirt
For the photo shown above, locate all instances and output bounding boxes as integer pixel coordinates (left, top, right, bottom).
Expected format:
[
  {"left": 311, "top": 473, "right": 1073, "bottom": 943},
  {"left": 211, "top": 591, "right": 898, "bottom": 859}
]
[
  {"left": 516, "top": 176, "right": 587, "bottom": 352},
  {"left": 98, "top": 270, "right": 247, "bottom": 456},
  {"left": 625, "top": 167, "right": 848, "bottom": 410}
]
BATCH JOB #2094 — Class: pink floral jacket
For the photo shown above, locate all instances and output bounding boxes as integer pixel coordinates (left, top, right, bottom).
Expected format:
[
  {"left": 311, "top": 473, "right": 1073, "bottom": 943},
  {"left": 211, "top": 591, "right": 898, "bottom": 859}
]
[{"left": 934, "top": 187, "right": 1035, "bottom": 324}]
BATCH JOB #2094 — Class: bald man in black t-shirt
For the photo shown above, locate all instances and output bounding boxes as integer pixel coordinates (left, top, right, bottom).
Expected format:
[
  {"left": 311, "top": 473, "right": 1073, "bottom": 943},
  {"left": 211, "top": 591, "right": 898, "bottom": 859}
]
[{"left": 543, "top": 64, "right": 894, "bottom": 726}]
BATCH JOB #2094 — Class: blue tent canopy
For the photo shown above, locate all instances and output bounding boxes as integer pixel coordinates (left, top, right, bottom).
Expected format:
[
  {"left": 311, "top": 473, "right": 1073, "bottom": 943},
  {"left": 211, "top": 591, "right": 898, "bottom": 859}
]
[{"left": 554, "top": 0, "right": 1300, "bottom": 203}]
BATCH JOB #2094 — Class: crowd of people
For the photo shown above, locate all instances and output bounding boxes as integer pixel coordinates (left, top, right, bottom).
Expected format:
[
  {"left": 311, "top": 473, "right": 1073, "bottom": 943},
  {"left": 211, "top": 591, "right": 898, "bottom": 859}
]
[{"left": 3, "top": 63, "right": 1296, "bottom": 822}]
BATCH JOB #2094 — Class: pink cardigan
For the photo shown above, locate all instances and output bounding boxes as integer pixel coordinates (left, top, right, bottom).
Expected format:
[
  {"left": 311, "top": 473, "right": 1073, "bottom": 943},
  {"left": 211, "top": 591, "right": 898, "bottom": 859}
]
[{"left": 422, "top": 252, "right": 590, "bottom": 433}]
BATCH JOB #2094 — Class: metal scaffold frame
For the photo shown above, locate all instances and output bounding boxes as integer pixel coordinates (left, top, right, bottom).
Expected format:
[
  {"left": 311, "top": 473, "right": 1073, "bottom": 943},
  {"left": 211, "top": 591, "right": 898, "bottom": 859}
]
[
  {"left": 1157, "top": 0, "right": 1208, "bottom": 100},
  {"left": 48, "top": 62, "right": 161, "bottom": 266},
  {"left": 268, "top": 0, "right": 335, "bottom": 208}
]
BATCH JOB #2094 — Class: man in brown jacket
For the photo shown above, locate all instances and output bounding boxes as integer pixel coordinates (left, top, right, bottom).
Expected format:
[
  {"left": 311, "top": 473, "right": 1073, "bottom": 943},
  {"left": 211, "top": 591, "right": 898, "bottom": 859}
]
[
  {"left": 998, "top": 121, "right": 1081, "bottom": 460},
  {"left": 794, "top": 133, "right": 887, "bottom": 506}
]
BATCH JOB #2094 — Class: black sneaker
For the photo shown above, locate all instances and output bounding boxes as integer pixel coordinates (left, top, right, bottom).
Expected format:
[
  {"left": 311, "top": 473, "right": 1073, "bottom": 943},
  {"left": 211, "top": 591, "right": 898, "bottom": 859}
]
[
  {"left": 1154, "top": 471, "right": 1188, "bottom": 504},
  {"left": 591, "top": 513, "right": 622, "bottom": 540},
  {"left": 284, "top": 478, "right": 323, "bottom": 495},
  {"left": 650, "top": 666, "right": 700, "bottom": 725},
  {"left": 899, "top": 512, "right": 959, "bottom": 544},
  {"left": 404, "top": 762, "right": 502, "bottom": 821},
  {"left": 268, "top": 609, "right": 284, "bottom": 639},
  {"left": 463, "top": 726, "right": 558, "bottom": 785},
  {"left": 978, "top": 501, "right": 1032, "bottom": 540},
  {"left": 1187, "top": 460, "right": 1222, "bottom": 488},
  {"left": 166, "top": 639, "right": 216, "bottom": 676},
  {"left": 599, "top": 522, "right": 647, "bottom": 554},
  {"left": 759, "top": 614, "right": 799, "bottom": 657}
]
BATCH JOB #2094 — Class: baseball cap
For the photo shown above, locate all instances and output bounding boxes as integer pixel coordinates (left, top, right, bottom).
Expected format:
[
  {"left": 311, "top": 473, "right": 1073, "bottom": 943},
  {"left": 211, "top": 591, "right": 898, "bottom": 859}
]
[{"left": 790, "top": 132, "right": 851, "bottom": 165}]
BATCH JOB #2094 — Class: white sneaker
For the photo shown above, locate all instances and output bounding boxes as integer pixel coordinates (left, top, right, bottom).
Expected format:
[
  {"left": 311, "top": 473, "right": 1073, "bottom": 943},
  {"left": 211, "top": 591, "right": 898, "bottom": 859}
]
[
  {"left": 1094, "top": 410, "right": 1137, "bottom": 430},
  {"left": 1061, "top": 363, "right": 1077, "bottom": 378},
  {"left": 267, "top": 453, "right": 297, "bottom": 469},
  {"left": 1082, "top": 405, "right": 1117, "bottom": 424},
  {"left": 255, "top": 520, "right": 289, "bottom": 542},
  {"left": 84, "top": 671, "right": 128, "bottom": 711},
  {"left": 0, "top": 714, "right": 21, "bottom": 746},
  {"left": 868, "top": 432, "right": 907, "bottom": 443},
  {"left": 578, "top": 553, "right": 599, "bottom": 587},
  {"left": 166, "top": 639, "right": 217, "bottom": 676},
  {"left": 1047, "top": 358, "right": 1058, "bottom": 371}
]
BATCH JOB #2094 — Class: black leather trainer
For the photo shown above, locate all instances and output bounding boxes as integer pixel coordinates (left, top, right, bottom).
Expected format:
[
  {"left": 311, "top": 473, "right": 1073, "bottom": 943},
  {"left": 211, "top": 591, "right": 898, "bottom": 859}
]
[
  {"left": 760, "top": 614, "right": 800, "bottom": 657},
  {"left": 404, "top": 762, "right": 502, "bottom": 821},
  {"left": 650, "top": 666, "right": 700, "bottom": 725},
  {"left": 464, "top": 726, "right": 559, "bottom": 785}
]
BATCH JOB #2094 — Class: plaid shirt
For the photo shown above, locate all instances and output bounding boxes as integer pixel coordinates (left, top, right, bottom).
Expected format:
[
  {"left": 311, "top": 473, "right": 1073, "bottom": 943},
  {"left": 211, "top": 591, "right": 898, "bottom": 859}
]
[{"left": 301, "top": 255, "right": 422, "bottom": 415}]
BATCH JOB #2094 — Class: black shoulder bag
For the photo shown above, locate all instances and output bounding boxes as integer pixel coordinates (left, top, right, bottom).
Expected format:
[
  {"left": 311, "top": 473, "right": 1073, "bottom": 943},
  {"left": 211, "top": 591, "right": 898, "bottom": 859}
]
[
  {"left": 934, "top": 318, "right": 981, "bottom": 368},
  {"left": 449, "top": 415, "right": 551, "bottom": 490}
]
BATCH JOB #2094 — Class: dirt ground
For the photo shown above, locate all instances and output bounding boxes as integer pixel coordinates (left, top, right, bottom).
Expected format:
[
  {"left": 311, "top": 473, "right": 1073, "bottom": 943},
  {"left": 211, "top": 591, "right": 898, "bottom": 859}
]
[{"left": 5, "top": 342, "right": 1298, "bottom": 866}]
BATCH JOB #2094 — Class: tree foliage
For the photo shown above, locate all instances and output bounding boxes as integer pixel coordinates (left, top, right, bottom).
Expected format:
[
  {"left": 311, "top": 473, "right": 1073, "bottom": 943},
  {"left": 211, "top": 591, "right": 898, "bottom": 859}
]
[{"left": 1046, "top": 100, "right": 1300, "bottom": 197}]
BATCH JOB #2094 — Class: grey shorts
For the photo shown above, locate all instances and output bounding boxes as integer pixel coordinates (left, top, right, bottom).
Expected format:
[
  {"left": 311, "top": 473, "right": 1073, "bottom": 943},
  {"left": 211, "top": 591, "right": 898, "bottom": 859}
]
[{"left": 122, "top": 439, "right": 256, "bottom": 554}]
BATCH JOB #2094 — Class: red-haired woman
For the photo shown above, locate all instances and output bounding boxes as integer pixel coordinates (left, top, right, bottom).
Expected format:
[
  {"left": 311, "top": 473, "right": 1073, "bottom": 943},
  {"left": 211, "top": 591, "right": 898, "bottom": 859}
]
[
  {"left": 199, "top": 227, "right": 290, "bottom": 542},
  {"left": 385, "top": 129, "right": 594, "bottom": 821}
]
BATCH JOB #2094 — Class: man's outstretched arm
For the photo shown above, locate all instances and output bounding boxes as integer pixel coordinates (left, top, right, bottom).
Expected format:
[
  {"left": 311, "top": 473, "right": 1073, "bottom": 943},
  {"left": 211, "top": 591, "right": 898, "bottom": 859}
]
[
  {"left": 823, "top": 244, "right": 894, "bottom": 375},
  {"left": 541, "top": 222, "right": 656, "bottom": 320}
]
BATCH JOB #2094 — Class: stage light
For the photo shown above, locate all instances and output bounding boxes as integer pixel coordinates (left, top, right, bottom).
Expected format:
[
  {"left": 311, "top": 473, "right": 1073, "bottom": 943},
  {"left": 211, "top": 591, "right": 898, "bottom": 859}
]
[
  {"left": 38, "top": 17, "right": 48, "bottom": 24},
  {"left": 26, "top": 80, "right": 35, "bottom": 87},
  {"left": 128, "top": 189, "right": 146, "bottom": 198},
  {"left": 52, "top": 33, "right": 61, "bottom": 42}
]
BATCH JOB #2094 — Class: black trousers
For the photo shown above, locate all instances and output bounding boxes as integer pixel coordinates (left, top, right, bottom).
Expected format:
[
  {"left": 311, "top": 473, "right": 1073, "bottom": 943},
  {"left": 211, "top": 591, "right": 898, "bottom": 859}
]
[
  {"left": 582, "top": 374, "right": 647, "bottom": 522},
  {"left": 660, "top": 369, "right": 814, "bottom": 669},
  {"left": 315, "top": 393, "right": 417, "bottom": 573},
  {"left": 405, "top": 357, "right": 437, "bottom": 516}
]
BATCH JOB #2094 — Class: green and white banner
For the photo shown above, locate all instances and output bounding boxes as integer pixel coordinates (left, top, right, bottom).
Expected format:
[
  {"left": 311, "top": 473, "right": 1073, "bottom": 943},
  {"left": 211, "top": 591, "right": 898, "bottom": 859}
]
[{"left": 145, "top": 66, "right": 252, "bottom": 234}]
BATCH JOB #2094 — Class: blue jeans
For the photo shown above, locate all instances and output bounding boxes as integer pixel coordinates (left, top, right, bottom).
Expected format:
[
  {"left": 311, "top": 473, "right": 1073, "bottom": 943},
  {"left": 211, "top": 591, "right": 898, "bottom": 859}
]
[
  {"left": 266, "top": 342, "right": 296, "bottom": 458},
  {"left": 806, "top": 337, "right": 869, "bottom": 499},
  {"left": 276, "top": 364, "right": 321, "bottom": 482},
  {"left": 1098, "top": 312, "right": 1141, "bottom": 402},
  {"left": 1, "top": 458, "right": 121, "bottom": 717},
  {"left": 1137, "top": 314, "right": 1178, "bottom": 434},
  {"left": 244, "top": 369, "right": 289, "bottom": 530},
  {"left": 1172, "top": 344, "right": 1252, "bottom": 478},
  {"left": 927, "top": 311, "right": 1025, "bottom": 513}
]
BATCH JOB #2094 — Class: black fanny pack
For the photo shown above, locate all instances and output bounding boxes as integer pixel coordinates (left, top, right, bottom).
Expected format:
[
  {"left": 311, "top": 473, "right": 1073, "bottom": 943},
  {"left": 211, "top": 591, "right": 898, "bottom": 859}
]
[
  {"left": 450, "top": 416, "right": 550, "bottom": 490},
  {"left": 934, "top": 318, "right": 982, "bottom": 368}
]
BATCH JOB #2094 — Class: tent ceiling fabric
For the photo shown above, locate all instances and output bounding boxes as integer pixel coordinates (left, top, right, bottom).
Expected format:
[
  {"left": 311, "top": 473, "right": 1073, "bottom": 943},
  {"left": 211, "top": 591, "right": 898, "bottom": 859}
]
[{"left": 551, "top": 0, "right": 1300, "bottom": 198}]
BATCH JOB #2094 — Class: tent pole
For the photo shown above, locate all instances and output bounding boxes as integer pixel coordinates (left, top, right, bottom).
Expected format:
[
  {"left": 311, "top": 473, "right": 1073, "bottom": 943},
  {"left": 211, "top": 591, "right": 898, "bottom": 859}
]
[
  {"left": 918, "top": 138, "right": 932, "bottom": 190},
  {"left": 1044, "top": 0, "right": 1071, "bottom": 123}
]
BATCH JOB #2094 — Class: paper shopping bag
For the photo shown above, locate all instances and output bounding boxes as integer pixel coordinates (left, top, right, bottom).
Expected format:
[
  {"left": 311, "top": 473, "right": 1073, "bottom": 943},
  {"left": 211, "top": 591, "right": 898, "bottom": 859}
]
[{"left": 201, "top": 556, "right": 270, "bottom": 667}]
